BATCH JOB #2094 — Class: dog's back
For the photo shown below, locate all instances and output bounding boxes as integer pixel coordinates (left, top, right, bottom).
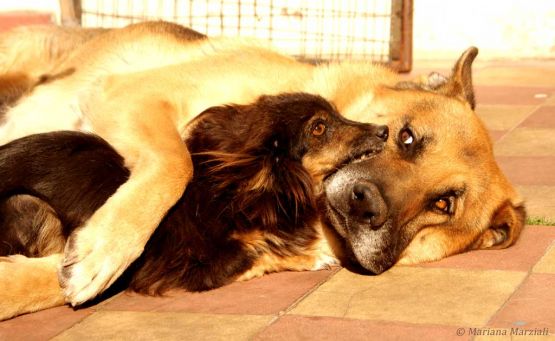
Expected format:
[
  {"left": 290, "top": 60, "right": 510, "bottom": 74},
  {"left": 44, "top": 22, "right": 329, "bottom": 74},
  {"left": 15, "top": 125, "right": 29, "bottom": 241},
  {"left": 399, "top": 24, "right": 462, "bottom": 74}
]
[{"left": 0, "top": 132, "right": 129, "bottom": 256}]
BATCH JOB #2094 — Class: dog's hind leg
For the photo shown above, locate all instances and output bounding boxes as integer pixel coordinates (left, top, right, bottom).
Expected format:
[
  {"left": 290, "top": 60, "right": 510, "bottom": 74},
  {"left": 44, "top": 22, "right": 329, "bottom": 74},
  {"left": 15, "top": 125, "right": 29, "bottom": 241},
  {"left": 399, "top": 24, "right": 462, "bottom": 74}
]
[{"left": 0, "top": 253, "right": 65, "bottom": 321}]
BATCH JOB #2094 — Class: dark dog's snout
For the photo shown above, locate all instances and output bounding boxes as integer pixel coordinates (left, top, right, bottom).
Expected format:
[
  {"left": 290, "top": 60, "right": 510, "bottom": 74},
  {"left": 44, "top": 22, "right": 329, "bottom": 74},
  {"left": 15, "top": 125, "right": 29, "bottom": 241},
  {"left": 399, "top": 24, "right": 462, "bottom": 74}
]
[
  {"left": 348, "top": 123, "right": 388, "bottom": 160},
  {"left": 375, "top": 125, "right": 389, "bottom": 142},
  {"left": 350, "top": 182, "right": 388, "bottom": 229}
]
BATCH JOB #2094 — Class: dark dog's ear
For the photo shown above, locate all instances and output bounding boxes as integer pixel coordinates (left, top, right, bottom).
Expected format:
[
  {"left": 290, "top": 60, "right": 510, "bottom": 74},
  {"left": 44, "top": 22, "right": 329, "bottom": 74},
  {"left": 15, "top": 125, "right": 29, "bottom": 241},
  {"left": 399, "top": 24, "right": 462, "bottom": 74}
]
[
  {"left": 201, "top": 151, "right": 316, "bottom": 229},
  {"left": 436, "top": 47, "right": 479, "bottom": 109},
  {"left": 471, "top": 201, "right": 526, "bottom": 250}
]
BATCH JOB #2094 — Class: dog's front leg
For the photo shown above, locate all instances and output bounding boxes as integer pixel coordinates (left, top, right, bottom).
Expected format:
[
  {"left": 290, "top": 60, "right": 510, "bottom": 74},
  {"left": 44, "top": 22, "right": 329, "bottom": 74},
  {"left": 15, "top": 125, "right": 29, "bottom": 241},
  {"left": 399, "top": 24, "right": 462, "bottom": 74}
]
[{"left": 59, "top": 86, "right": 193, "bottom": 306}]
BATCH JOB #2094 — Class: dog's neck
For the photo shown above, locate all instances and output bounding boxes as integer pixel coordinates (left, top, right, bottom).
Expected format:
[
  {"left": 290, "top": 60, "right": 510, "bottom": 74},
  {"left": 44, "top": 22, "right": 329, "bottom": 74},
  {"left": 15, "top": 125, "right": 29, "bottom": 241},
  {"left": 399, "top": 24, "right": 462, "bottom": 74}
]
[
  {"left": 179, "top": 47, "right": 401, "bottom": 139},
  {"left": 306, "top": 62, "right": 400, "bottom": 120}
]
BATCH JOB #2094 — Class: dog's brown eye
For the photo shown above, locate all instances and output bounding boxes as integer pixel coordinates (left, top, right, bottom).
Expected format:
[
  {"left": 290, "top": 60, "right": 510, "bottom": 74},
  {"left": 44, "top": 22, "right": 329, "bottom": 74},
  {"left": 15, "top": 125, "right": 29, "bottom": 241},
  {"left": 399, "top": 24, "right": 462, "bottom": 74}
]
[
  {"left": 433, "top": 197, "right": 453, "bottom": 214},
  {"left": 312, "top": 122, "right": 327, "bottom": 136},
  {"left": 400, "top": 128, "right": 414, "bottom": 145},
  {"left": 435, "top": 198, "right": 449, "bottom": 211}
]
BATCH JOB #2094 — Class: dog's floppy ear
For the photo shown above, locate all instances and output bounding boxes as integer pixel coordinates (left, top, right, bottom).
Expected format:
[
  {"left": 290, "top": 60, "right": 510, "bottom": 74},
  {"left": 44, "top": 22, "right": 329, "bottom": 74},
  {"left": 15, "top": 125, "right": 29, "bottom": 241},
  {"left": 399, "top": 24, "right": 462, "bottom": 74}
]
[
  {"left": 471, "top": 200, "right": 526, "bottom": 250},
  {"left": 436, "top": 47, "right": 479, "bottom": 109}
]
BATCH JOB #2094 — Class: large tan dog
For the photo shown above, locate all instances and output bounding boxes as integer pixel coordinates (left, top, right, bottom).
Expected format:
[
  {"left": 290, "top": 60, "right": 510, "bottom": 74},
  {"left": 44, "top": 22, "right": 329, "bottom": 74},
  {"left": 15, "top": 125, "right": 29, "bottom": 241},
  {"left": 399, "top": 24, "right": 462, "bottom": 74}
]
[{"left": 0, "top": 22, "right": 524, "bottom": 316}]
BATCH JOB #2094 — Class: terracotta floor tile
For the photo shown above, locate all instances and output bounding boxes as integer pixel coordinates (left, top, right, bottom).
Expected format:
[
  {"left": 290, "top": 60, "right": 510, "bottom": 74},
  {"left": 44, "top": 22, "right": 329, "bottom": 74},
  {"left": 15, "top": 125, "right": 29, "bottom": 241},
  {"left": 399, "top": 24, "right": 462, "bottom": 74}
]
[
  {"left": 489, "top": 274, "right": 555, "bottom": 330},
  {"left": 255, "top": 316, "right": 467, "bottom": 341},
  {"left": 496, "top": 156, "right": 555, "bottom": 186},
  {"left": 52, "top": 311, "right": 272, "bottom": 341},
  {"left": 289, "top": 267, "right": 525, "bottom": 326},
  {"left": 95, "top": 291, "right": 179, "bottom": 312},
  {"left": 520, "top": 106, "right": 555, "bottom": 128},
  {"left": 533, "top": 242, "right": 555, "bottom": 274},
  {"left": 475, "top": 105, "right": 536, "bottom": 131},
  {"left": 489, "top": 130, "right": 508, "bottom": 142},
  {"left": 103, "top": 269, "right": 337, "bottom": 315},
  {"left": 475, "top": 86, "right": 553, "bottom": 105},
  {"left": 0, "top": 306, "right": 93, "bottom": 341},
  {"left": 414, "top": 226, "right": 555, "bottom": 272},
  {"left": 494, "top": 128, "right": 555, "bottom": 157},
  {"left": 474, "top": 65, "right": 555, "bottom": 87},
  {"left": 515, "top": 185, "right": 555, "bottom": 219}
]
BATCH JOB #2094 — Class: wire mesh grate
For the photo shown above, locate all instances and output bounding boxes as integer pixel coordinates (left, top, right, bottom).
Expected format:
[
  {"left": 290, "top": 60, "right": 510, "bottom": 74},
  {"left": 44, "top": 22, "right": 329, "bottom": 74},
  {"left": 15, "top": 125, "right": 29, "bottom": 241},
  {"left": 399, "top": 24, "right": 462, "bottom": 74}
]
[{"left": 80, "top": 0, "right": 400, "bottom": 64}]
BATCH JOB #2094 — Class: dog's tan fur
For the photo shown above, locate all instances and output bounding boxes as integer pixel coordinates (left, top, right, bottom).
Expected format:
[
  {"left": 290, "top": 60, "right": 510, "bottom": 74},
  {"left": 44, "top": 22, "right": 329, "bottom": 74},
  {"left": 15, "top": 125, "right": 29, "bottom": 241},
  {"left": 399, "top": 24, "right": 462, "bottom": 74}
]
[
  {"left": 0, "top": 22, "right": 524, "bottom": 320},
  {"left": 0, "top": 254, "right": 64, "bottom": 319}
]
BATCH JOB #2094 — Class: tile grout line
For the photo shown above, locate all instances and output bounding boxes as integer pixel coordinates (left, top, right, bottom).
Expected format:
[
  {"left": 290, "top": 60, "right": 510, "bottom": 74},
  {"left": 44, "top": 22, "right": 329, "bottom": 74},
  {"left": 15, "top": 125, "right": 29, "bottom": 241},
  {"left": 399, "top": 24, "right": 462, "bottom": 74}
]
[
  {"left": 466, "top": 272, "right": 531, "bottom": 341},
  {"left": 281, "top": 267, "right": 342, "bottom": 314},
  {"left": 479, "top": 274, "right": 529, "bottom": 336},
  {"left": 253, "top": 267, "right": 343, "bottom": 336},
  {"left": 530, "top": 240, "right": 555, "bottom": 273},
  {"left": 494, "top": 103, "right": 542, "bottom": 144},
  {"left": 481, "top": 240, "right": 554, "bottom": 331},
  {"left": 48, "top": 311, "right": 96, "bottom": 340},
  {"left": 48, "top": 290, "right": 173, "bottom": 339}
]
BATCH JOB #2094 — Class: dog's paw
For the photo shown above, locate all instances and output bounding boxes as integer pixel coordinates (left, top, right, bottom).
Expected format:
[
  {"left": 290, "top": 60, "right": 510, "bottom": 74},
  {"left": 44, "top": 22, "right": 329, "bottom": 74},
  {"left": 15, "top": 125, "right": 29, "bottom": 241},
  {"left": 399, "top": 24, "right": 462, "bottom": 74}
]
[
  {"left": 59, "top": 225, "right": 143, "bottom": 306},
  {"left": 311, "top": 253, "right": 339, "bottom": 271}
]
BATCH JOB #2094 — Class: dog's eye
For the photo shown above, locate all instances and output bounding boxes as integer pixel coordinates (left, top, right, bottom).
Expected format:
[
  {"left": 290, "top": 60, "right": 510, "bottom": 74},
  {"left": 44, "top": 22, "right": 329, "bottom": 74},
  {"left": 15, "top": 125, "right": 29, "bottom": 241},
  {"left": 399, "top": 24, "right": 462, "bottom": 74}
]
[
  {"left": 312, "top": 122, "right": 327, "bottom": 136},
  {"left": 399, "top": 128, "right": 414, "bottom": 145},
  {"left": 432, "top": 196, "right": 454, "bottom": 214}
]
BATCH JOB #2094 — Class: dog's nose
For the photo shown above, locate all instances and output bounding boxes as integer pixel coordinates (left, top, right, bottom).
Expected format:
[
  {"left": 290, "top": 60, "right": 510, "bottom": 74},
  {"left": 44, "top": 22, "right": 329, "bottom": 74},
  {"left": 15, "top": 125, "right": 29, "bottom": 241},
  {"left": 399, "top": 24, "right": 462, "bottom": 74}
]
[
  {"left": 350, "top": 182, "right": 388, "bottom": 229},
  {"left": 375, "top": 125, "right": 389, "bottom": 142}
]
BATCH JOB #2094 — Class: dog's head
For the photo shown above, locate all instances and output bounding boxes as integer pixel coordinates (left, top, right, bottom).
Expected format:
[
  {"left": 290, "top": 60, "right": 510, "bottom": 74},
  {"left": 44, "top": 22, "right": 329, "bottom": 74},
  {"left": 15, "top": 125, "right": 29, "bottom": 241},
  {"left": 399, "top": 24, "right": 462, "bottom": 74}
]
[
  {"left": 323, "top": 47, "right": 525, "bottom": 273},
  {"left": 186, "top": 93, "right": 388, "bottom": 230}
]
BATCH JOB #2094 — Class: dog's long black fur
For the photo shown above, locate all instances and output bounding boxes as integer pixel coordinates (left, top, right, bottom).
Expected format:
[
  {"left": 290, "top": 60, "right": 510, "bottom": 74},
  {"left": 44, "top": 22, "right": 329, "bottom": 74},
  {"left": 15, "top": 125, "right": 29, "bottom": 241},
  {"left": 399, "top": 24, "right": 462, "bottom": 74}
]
[{"left": 0, "top": 93, "right": 383, "bottom": 294}]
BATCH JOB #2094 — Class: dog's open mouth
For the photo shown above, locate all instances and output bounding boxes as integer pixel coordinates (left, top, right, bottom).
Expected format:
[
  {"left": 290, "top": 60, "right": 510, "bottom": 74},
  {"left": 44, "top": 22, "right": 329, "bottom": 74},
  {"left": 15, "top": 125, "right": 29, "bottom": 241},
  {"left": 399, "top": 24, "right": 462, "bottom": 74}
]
[
  {"left": 321, "top": 148, "right": 379, "bottom": 182},
  {"left": 323, "top": 148, "right": 380, "bottom": 182},
  {"left": 341, "top": 147, "right": 382, "bottom": 169},
  {"left": 347, "top": 149, "right": 378, "bottom": 165}
]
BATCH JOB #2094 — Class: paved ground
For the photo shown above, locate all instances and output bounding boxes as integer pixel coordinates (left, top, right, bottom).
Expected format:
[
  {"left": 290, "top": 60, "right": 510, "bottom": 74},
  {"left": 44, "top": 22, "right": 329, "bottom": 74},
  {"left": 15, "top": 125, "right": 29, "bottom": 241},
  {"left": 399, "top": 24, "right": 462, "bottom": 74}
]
[{"left": 1, "top": 46, "right": 554, "bottom": 340}]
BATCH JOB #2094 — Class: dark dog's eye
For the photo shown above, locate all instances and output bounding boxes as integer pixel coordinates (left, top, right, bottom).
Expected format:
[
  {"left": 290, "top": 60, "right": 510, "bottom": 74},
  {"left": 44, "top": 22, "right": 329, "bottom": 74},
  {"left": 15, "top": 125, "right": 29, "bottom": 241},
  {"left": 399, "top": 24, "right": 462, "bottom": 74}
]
[
  {"left": 399, "top": 128, "right": 414, "bottom": 145},
  {"left": 312, "top": 122, "right": 327, "bottom": 136}
]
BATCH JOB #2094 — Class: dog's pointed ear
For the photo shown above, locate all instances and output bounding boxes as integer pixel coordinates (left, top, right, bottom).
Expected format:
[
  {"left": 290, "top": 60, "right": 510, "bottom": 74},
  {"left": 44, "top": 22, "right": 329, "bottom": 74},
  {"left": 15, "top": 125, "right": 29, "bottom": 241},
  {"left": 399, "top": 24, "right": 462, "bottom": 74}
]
[
  {"left": 439, "top": 47, "right": 479, "bottom": 109},
  {"left": 471, "top": 200, "right": 526, "bottom": 250}
]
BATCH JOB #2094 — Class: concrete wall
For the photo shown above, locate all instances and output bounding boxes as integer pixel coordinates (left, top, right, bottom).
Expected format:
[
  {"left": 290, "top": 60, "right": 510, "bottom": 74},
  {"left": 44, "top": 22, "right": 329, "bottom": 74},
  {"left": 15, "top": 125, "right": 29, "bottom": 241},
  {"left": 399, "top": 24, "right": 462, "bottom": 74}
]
[{"left": 413, "top": 0, "right": 555, "bottom": 60}]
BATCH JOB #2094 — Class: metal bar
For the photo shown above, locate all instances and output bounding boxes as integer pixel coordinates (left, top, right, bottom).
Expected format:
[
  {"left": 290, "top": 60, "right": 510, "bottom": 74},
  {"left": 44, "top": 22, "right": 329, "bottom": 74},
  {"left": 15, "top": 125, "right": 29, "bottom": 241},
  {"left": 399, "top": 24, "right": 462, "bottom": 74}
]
[
  {"left": 59, "top": 0, "right": 82, "bottom": 26},
  {"left": 389, "top": 0, "right": 413, "bottom": 73}
]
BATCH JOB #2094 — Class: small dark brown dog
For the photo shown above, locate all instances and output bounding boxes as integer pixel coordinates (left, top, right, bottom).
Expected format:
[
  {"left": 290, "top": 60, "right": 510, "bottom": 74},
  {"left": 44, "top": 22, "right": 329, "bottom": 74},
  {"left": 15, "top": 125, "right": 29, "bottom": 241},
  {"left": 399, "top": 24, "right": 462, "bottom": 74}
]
[{"left": 0, "top": 93, "right": 386, "bottom": 300}]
